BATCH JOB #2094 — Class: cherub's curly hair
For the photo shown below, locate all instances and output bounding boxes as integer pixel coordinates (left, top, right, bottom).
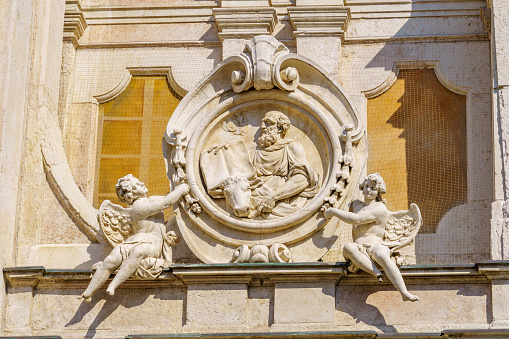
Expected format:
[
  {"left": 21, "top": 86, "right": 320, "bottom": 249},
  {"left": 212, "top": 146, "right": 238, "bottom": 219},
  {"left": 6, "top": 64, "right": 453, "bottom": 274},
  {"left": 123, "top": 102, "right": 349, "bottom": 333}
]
[
  {"left": 266, "top": 111, "right": 291, "bottom": 138},
  {"left": 115, "top": 174, "right": 137, "bottom": 204},
  {"left": 359, "top": 172, "right": 386, "bottom": 202}
]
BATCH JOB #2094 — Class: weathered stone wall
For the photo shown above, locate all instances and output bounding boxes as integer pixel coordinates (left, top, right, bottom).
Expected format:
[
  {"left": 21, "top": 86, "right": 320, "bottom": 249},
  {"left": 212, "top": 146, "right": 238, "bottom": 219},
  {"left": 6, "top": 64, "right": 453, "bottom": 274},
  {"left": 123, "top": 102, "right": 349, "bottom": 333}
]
[{"left": 4, "top": 0, "right": 509, "bottom": 338}]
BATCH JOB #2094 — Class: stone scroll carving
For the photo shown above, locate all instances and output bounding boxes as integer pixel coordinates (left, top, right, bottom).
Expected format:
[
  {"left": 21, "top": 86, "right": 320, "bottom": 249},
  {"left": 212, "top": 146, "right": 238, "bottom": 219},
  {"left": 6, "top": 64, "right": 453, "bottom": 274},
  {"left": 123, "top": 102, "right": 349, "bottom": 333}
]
[
  {"left": 78, "top": 175, "right": 189, "bottom": 302},
  {"left": 324, "top": 173, "right": 422, "bottom": 302},
  {"left": 164, "top": 35, "right": 365, "bottom": 263},
  {"left": 232, "top": 243, "right": 293, "bottom": 263},
  {"left": 231, "top": 35, "right": 299, "bottom": 93}
]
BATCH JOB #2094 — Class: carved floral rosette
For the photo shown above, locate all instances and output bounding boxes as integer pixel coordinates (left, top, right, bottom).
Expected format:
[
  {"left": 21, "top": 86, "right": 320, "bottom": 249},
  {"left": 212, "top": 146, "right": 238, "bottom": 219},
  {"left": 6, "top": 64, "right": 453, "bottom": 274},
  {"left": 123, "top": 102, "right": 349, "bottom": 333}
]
[{"left": 163, "top": 36, "right": 364, "bottom": 263}]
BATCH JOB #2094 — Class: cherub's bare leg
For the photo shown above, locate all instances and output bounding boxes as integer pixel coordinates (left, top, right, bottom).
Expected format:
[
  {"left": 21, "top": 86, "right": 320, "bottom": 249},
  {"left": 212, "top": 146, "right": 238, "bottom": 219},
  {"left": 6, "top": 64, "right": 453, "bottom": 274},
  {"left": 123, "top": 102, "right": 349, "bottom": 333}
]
[
  {"left": 79, "top": 247, "right": 122, "bottom": 302},
  {"left": 105, "top": 244, "right": 157, "bottom": 296},
  {"left": 343, "top": 243, "right": 383, "bottom": 282},
  {"left": 371, "top": 244, "right": 419, "bottom": 302}
]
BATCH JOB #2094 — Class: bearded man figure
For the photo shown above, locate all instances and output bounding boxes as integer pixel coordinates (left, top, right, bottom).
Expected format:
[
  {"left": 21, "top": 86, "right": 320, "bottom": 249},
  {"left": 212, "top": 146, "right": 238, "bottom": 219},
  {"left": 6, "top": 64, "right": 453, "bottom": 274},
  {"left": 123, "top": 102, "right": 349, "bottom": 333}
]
[{"left": 251, "top": 111, "right": 321, "bottom": 218}]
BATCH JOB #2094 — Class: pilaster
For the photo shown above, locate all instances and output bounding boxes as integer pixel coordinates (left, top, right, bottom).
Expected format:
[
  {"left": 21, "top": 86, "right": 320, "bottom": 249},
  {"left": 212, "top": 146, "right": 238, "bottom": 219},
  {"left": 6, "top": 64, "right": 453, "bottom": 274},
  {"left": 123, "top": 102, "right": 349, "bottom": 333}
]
[
  {"left": 477, "top": 261, "right": 509, "bottom": 328},
  {"left": 213, "top": 6, "right": 277, "bottom": 59},
  {"left": 60, "top": 0, "right": 86, "bottom": 136},
  {"left": 490, "top": 0, "right": 509, "bottom": 259},
  {"left": 288, "top": 5, "right": 350, "bottom": 75}
]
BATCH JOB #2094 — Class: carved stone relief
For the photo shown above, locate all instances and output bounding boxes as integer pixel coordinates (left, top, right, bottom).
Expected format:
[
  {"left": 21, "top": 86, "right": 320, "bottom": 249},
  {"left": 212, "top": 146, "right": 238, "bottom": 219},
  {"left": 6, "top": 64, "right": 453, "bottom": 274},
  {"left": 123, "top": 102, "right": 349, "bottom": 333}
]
[
  {"left": 164, "top": 35, "right": 365, "bottom": 263},
  {"left": 79, "top": 175, "right": 189, "bottom": 302},
  {"left": 324, "top": 172, "right": 422, "bottom": 302}
]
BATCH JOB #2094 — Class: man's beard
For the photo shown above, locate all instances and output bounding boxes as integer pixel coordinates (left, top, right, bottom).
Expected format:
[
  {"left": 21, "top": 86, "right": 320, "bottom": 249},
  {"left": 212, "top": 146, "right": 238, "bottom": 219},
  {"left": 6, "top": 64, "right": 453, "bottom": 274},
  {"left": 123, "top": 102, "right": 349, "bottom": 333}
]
[{"left": 258, "top": 130, "right": 279, "bottom": 148}]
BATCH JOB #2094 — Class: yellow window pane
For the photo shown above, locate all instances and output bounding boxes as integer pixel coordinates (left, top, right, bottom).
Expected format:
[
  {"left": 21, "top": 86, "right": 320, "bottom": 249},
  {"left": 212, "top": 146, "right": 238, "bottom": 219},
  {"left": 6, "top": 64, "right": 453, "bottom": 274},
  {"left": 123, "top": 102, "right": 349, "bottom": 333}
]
[
  {"left": 147, "top": 158, "right": 170, "bottom": 196},
  {"left": 95, "top": 76, "right": 181, "bottom": 211},
  {"left": 98, "top": 158, "right": 140, "bottom": 196},
  {"left": 153, "top": 78, "right": 180, "bottom": 119},
  {"left": 102, "top": 77, "right": 145, "bottom": 118},
  {"left": 101, "top": 120, "right": 142, "bottom": 155},
  {"left": 149, "top": 121, "right": 169, "bottom": 157}
]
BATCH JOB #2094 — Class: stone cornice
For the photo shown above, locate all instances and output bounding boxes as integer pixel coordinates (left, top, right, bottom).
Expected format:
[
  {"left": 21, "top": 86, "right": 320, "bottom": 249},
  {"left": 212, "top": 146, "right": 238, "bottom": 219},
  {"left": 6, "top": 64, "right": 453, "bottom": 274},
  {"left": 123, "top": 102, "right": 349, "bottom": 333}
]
[
  {"left": 477, "top": 260, "right": 509, "bottom": 280},
  {"left": 63, "top": 0, "right": 87, "bottom": 48},
  {"left": 4, "top": 262, "right": 499, "bottom": 289},
  {"left": 3, "top": 266, "right": 45, "bottom": 288},
  {"left": 288, "top": 7, "right": 350, "bottom": 39},
  {"left": 213, "top": 7, "right": 278, "bottom": 41},
  {"left": 172, "top": 263, "right": 347, "bottom": 286}
]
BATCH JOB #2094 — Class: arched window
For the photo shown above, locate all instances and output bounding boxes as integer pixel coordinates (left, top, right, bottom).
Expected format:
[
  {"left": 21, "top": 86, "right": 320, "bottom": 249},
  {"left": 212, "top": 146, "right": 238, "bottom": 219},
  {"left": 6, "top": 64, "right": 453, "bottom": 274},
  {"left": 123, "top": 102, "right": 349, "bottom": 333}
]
[
  {"left": 94, "top": 76, "right": 181, "bottom": 209},
  {"left": 367, "top": 69, "right": 467, "bottom": 234}
]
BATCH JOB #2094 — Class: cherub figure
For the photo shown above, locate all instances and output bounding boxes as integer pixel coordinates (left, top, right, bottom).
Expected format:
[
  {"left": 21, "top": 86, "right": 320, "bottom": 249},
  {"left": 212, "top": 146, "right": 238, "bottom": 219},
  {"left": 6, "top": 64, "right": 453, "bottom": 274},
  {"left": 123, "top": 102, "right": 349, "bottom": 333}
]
[
  {"left": 79, "top": 174, "right": 189, "bottom": 302},
  {"left": 324, "top": 173, "right": 421, "bottom": 302}
]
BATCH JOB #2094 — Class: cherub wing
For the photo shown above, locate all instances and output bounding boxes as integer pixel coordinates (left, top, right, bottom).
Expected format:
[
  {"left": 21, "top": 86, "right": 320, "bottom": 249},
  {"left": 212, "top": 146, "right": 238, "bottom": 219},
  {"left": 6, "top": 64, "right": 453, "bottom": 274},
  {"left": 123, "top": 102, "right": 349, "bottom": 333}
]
[
  {"left": 384, "top": 203, "right": 422, "bottom": 254},
  {"left": 98, "top": 200, "right": 134, "bottom": 247}
]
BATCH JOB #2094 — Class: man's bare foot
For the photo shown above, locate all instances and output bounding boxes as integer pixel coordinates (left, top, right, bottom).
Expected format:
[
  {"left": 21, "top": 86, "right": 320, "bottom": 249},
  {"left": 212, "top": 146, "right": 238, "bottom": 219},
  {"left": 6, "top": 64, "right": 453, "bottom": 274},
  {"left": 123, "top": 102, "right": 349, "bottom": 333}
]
[
  {"left": 402, "top": 293, "right": 419, "bottom": 302},
  {"left": 78, "top": 294, "right": 92, "bottom": 303},
  {"left": 106, "top": 288, "right": 115, "bottom": 296}
]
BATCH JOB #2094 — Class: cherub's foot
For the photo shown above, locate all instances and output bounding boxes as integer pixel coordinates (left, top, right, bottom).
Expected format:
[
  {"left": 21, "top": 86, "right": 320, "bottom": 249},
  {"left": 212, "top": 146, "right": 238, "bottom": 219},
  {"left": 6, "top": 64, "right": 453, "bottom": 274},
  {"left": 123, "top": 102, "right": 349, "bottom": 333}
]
[
  {"left": 347, "top": 263, "right": 359, "bottom": 273},
  {"left": 402, "top": 293, "right": 419, "bottom": 302},
  {"left": 106, "top": 288, "right": 115, "bottom": 296},
  {"left": 78, "top": 293, "right": 92, "bottom": 303}
]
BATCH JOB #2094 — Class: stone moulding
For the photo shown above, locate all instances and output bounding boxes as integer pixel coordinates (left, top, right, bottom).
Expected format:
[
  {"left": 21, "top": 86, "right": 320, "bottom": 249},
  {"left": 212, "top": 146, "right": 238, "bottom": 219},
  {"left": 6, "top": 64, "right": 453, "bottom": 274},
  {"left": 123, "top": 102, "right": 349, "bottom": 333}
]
[
  {"left": 42, "top": 116, "right": 107, "bottom": 245},
  {"left": 288, "top": 7, "right": 351, "bottom": 40},
  {"left": 213, "top": 8, "right": 278, "bottom": 41},
  {"left": 362, "top": 60, "right": 470, "bottom": 99},
  {"left": 63, "top": 0, "right": 87, "bottom": 48},
  {"left": 4, "top": 262, "right": 501, "bottom": 289},
  {"left": 94, "top": 66, "right": 188, "bottom": 103}
]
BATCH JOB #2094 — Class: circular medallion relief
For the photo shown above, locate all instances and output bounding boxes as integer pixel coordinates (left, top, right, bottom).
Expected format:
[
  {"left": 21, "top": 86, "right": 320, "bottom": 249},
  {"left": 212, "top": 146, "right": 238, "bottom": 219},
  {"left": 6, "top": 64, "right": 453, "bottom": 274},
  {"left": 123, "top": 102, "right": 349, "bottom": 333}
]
[
  {"left": 196, "top": 102, "right": 328, "bottom": 229},
  {"left": 184, "top": 92, "right": 341, "bottom": 233}
]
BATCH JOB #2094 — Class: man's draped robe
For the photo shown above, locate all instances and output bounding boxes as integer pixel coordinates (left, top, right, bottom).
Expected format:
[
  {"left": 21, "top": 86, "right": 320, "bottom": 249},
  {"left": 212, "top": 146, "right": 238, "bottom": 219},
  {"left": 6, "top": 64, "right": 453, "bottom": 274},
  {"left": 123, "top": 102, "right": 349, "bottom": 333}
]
[{"left": 252, "top": 138, "right": 320, "bottom": 218}]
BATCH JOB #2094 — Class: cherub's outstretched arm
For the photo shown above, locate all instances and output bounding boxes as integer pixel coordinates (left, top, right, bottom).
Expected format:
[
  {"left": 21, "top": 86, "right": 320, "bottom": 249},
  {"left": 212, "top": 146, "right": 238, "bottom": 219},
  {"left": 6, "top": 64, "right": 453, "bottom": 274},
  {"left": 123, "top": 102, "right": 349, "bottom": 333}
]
[
  {"left": 324, "top": 207, "right": 377, "bottom": 225},
  {"left": 134, "top": 184, "right": 190, "bottom": 219}
]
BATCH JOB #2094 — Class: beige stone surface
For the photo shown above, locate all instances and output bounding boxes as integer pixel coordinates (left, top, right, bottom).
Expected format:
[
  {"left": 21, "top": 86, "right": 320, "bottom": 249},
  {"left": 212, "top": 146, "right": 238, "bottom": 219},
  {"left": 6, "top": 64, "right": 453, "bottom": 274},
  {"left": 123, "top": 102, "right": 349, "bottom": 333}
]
[
  {"left": 71, "top": 47, "right": 221, "bottom": 103},
  {"left": 491, "top": 280, "right": 509, "bottom": 326},
  {"left": 295, "top": 36, "right": 342, "bottom": 75},
  {"left": 0, "top": 0, "right": 37, "bottom": 327},
  {"left": 80, "top": 23, "right": 219, "bottom": 45},
  {"left": 30, "top": 287, "right": 185, "bottom": 333},
  {"left": 274, "top": 282, "right": 335, "bottom": 323},
  {"left": 29, "top": 244, "right": 110, "bottom": 269},
  {"left": 247, "top": 286, "right": 272, "bottom": 329},
  {"left": 4, "top": 287, "right": 33, "bottom": 333},
  {"left": 336, "top": 283, "right": 489, "bottom": 330},
  {"left": 186, "top": 283, "right": 248, "bottom": 326},
  {"left": 0, "top": 0, "right": 505, "bottom": 337}
]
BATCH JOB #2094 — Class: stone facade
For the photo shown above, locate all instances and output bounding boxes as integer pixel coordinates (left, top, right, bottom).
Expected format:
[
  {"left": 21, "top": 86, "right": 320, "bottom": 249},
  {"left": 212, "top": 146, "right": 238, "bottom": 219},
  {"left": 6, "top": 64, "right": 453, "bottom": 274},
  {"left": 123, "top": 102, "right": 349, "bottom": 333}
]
[{"left": 1, "top": 0, "right": 509, "bottom": 338}]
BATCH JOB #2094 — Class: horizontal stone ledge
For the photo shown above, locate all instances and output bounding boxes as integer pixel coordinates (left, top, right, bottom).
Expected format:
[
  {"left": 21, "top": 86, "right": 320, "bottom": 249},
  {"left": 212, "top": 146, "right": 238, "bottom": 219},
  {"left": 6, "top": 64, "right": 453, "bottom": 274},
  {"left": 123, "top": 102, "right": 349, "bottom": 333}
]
[
  {"left": 6, "top": 261, "right": 509, "bottom": 288},
  {"left": 124, "top": 328, "right": 509, "bottom": 339},
  {"left": 126, "top": 331, "right": 377, "bottom": 339}
]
